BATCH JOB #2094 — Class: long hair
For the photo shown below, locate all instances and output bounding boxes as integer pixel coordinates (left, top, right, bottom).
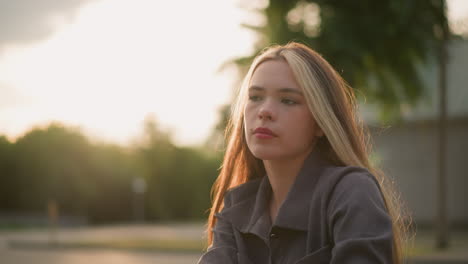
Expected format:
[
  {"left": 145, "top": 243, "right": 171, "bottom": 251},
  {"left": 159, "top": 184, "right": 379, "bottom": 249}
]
[{"left": 207, "top": 42, "right": 408, "bottom": 264}]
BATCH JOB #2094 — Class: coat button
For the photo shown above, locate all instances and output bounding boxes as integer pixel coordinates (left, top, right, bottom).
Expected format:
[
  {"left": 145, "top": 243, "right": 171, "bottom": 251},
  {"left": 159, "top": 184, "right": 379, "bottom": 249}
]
[{"left": 270, "top": 232, "right": 279, "bottom": 239}]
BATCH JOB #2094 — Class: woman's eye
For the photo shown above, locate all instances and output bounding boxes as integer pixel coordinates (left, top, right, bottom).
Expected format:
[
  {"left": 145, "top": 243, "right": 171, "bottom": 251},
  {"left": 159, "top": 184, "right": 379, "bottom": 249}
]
[
  {"left": 281, "top": 98, "right": 297, "bottom": 105},
  {"left": 248, "top": 95, "right": 262, "bottom": 102}
]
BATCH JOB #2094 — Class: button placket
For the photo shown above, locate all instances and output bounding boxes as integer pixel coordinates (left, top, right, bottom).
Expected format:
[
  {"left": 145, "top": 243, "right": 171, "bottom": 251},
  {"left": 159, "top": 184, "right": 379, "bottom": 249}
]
[
  {"left": 270, "top": 232, "right": 279, "bottom": 239},
  {"left": 269, "top": 226, "right": 280, "bottom": 240},
  {"left": 269, "top": 227, "right": 281, "bottom": 264}
]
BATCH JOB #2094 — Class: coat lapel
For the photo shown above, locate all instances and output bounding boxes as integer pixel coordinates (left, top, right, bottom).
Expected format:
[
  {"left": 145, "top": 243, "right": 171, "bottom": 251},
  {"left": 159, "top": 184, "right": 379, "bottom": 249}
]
[
  {"left": 216, "top": 148, "right": 331, "bottom": 242},
  {"left": 273, "top": 149, "right": 329, "bottom": 231}
]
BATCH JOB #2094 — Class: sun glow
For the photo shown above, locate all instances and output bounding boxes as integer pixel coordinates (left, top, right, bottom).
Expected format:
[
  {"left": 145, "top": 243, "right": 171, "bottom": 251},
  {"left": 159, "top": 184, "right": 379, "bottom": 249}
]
[
  {"left": 0, "top": 0, "right": 255, "bottom": 146},
  {"left": 3, "top": 0, "right": 464, "bottom": 146}
]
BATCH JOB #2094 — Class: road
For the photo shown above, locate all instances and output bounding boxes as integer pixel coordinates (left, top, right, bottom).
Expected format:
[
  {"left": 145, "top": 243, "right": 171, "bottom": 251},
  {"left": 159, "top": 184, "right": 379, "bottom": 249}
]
[
  {"left": 1, "top": 223, "right": 467, "bottom": 264},
  {"left": 0, "top": 223, "right": 203, "bottom": 264},
  {"left": 1, "top": 247, "right": 201, "bottom": 264}
]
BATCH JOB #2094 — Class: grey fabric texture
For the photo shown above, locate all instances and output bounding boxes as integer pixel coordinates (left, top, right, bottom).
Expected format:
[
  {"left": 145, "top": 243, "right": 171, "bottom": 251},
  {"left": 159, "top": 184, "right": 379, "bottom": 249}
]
[{"left": 198, "top": 149, "right": 393, "bottom": 264}]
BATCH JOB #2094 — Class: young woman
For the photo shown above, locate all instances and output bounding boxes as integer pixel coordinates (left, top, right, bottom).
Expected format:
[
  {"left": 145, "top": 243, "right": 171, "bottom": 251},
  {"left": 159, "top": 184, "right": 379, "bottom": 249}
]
[{"left": 198, "top": 42, "right": 406, "bottom": 264}]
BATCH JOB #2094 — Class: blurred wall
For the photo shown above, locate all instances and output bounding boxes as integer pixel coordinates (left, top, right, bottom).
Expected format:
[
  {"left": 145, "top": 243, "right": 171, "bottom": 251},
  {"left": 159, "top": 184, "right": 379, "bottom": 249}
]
[
  {"left": 366, "top": 39, "right": 468, "bottom": 228},
  {"left": 371, "top": 118, "right": 468, "bottom": 227}
]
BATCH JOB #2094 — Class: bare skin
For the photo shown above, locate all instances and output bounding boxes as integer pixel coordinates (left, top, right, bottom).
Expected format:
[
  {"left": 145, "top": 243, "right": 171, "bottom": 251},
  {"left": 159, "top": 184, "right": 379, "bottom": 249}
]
[{"left": 265, "top": 154, "right": 311, "bottom": 223}]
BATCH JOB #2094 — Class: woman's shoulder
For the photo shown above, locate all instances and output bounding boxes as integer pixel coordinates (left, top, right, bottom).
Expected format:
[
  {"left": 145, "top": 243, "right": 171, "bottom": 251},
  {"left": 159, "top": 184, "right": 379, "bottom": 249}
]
[
  {"left": 309, "top": 164, "right": 385, "bottom": 212},
  {"left": 318, "top": 164, "right": 379, "bottom": 193},
  {"left": 318, "top": 164, "right": 386, "bottom": 214}
]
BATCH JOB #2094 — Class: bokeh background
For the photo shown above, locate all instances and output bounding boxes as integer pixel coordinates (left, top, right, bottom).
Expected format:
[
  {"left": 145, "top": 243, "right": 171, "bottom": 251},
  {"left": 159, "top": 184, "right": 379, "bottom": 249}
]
[{"left": 0, "top": 0, "right": 467, "bottom": 263}]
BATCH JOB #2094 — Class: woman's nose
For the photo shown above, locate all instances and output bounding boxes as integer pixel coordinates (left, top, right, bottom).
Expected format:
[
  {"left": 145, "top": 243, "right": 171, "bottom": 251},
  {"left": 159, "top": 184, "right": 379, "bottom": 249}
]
[{"left": 258, "top": 102, "right": 275, "bottom": 121}]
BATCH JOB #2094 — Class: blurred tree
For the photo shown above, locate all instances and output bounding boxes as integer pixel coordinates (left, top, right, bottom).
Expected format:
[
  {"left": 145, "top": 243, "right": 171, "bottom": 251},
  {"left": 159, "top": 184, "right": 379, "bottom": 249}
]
[
  {"left": 86, "top": 142, "right": 134, "bottom": 223},
  {"left": 4, "top": 123, "right": 136, "bottom": 223},
  {"left": 0, "top": 136, "right": 16, "bottom": 210},
  {"left": 0, "top": 118, "right": 220, "bottom": 223},
  {"left": 13, "top": 123, "right": 97, "bottom": 214},
  {"left": 204, "top": 104, "right": 231, "bottom": 150},
  {"left": 136, "top": 116, "right": 220, "bottom": 220},
  {"left": 135, "top": 116, "right": 177, "bottom": 220},
  {"left": 223, "top": 0, "right": 449, "bottom": 122}
]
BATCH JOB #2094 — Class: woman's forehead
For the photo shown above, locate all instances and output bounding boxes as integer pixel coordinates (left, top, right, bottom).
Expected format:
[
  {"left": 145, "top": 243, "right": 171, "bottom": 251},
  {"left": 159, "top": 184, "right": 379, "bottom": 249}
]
[{"left": 250, "top": 60, "right": 301, "bottom": 91}]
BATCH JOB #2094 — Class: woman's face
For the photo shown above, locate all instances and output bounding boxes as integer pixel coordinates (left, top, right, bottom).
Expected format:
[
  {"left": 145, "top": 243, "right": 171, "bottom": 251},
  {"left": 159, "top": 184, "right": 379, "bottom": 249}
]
[{"left": 243, "top": 59, "right": 322, "bottom": 161}]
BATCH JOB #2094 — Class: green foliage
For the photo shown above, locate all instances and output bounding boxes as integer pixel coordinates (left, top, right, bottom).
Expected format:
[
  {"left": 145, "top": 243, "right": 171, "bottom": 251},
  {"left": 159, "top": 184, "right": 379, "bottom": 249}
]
[
  {"left": 13, "top": 123, "right": 95, "bottom": 213},
  {"left": 136, "top": 117, "right": 220, "bottom": 220},
  {"left": 0, "top": 119, "right": 221, "bottom": 223},
  {"left": 228, "top": 0, "right": 448, "bottom": 122},
  {"left": 0, "top": 136, "right": 15, "bottom": 210}
]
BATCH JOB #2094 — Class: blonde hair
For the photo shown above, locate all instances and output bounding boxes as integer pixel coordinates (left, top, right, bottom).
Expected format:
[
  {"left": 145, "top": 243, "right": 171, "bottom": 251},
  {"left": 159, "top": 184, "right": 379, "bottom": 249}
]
[{"left": 207, "top": 42, "right": 407, "bottom": 264}]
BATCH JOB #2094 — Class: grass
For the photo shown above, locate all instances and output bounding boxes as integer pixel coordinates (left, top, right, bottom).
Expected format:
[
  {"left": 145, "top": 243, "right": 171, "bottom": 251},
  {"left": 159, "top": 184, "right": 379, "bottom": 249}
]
[
  {"left": 403, "top": 230, "right": 468, "bottom": 259},
  {"left": 68, "top": 238, "right": 207, "bottom": 253},
  {"left": 9, "top": 238, "right": 207, "bottom": 253},
  {"left": 0, "top": 223, "right": 48, "bottom": 231}
]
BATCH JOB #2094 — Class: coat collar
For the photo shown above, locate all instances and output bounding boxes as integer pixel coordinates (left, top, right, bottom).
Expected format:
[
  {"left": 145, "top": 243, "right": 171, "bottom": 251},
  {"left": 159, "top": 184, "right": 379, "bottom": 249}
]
[{"left": 217, "top": 149, "right": 330, "bottom": 241}]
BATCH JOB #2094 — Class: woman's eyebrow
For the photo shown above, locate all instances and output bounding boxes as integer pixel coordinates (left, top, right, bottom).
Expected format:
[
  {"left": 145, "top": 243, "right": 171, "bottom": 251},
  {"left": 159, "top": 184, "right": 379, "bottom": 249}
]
[
  {"left": 277, "top": 87, "right": 303, "bottom": 95},
  {"left": 248, "top": 85, "right": 303, "bottom": 95},
  {"left": 248, "top": 85, "right": 265, "bottom": 92}
]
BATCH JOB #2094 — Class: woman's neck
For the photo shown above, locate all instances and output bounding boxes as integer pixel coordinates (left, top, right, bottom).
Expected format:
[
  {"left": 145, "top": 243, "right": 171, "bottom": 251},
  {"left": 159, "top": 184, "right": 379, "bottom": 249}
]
[{"left": 264, "top": 153, "right": 309, "bottom": 223}]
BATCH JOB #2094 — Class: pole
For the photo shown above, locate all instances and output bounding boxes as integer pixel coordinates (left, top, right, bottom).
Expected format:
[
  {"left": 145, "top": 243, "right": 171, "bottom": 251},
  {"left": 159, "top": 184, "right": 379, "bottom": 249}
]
[{"left": 436, "top": 0, "right": 449, "bottom": 248}]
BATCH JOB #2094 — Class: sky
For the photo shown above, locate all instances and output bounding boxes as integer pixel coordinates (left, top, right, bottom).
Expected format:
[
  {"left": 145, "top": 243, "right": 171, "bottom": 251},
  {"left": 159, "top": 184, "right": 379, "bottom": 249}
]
[
  {"left": 0, "top": 0, "right": 467, "bottom": 147},
  {"left": 0, "top": 0, "right": 257, "bottom": 146}
]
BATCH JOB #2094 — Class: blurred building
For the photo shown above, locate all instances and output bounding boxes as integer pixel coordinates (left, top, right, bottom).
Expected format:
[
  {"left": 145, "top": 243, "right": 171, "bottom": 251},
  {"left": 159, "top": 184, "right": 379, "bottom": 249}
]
[{"left": 361, "top": 39, "right": 468, "bottom": 228}]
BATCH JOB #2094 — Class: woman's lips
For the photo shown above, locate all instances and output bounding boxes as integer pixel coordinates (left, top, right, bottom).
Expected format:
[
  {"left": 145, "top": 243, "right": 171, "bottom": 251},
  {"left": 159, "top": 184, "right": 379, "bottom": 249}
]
[{"left": 253, "top": 127, "right": 277, "bottom": 139}]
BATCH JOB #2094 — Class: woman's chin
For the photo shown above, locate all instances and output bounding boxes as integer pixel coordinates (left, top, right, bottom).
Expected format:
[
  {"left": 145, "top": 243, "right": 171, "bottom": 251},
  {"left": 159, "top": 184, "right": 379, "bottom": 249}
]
[{"left": 250, "top": 148, "right": 283, "bottom": 161}]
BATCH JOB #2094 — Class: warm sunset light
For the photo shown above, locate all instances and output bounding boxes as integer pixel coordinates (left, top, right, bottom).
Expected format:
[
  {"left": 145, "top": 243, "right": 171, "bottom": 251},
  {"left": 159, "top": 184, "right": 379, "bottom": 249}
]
[
  {"left": 0, "top": 0, "right": 466, "bottom": 146},
  {"left": 0, "top": 0, "right": 255, "bottom": 146},
  {"left": 1, "top": 1, "right": 467, "bottom": 263}
]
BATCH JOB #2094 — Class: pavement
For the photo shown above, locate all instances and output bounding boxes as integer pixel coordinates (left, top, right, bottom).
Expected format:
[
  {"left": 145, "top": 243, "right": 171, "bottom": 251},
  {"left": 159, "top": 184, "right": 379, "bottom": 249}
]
[
  {"left": 407, "top": 228, "right": 468, "bottom": 264},
  {"left": 0, "top": 223, "right": 467, "bottom": 264},
  {"left": 1, "top": 248, "right": 201, "bottom": 264},
  {"left": 0, "top": 223, "right": 204, "bottom": 264}
]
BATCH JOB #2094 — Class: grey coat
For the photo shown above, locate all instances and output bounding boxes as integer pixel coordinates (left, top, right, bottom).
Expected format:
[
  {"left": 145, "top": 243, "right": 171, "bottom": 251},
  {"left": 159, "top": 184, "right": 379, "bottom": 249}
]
[{"left": 198, "top": 150, "right": 394, "bottom": 264}]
